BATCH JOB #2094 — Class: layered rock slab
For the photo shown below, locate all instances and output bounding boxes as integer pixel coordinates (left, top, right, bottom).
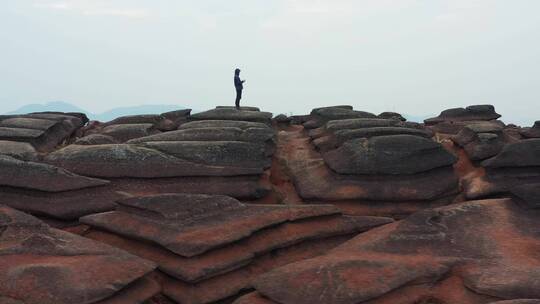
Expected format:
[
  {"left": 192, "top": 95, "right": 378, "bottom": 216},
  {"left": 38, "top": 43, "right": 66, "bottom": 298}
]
[
  {"left": 191, "top": 107, "right": 273, "bottom": 124},
  {"left": 464, "top": 139, "right": 540, "bottom": 199},
  {"left": 0, "top": 112, "right": 86, "bottom": 151},
  {"left": 251, "top": 198, "right": 540, "bottom": 304},
  {"left": 0, "top": 205, "right": 156, "bottom": 304},
  {"left": 45, "top": 144, "right": 265, "bottom": 178},
  {"left": 81, "top": 194, "right": 392, "bottom": 303}
]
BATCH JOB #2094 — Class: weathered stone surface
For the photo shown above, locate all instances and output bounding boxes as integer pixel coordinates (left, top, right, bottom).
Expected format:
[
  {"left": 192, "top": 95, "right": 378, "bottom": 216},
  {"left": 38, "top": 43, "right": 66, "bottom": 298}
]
[
  {"left": 179, "top": 119, "right": 269, "bottom": 130},
  {"left": 511, "top": 183, "right": 540, "bottom": 209},
  {"left": 0, "top": 155, "right": 109, "bottom": 192},
  {"left": 323, "top": 135, "right": 457, "bottom": 175},
  {"left": 191, "top": 108, "right": 273, "bottom": 124},
  {"left": 273, "top": 114, "right": 290, "bottom": 123},
  {"left": 279, "top": 127, "right": 459, "bottom": 201},
  {"left": 463, "top": 133, "right": 505, "bottom": 161},
  {"left": 216, "top": 106, "right": 261, "bottom": 111},
  {"left": 252, "top": 199, "right": 540, "bottom": 304},
  {"left": 141, "top": 140, "right": 271, "bottom": 168},
  {"left": 0, "top": 186, "right": 121, "bottom": 219},
  {"left": 81, "top": 194, "right": 342, "bottom": 257},
  {"left": 0, "top": 113, "right": 85, "bottom": 151},
  {"left": 482, "top": 139, "right": 540, "bottom": 168},
  {"left": 304, "top": 107, "right": 377, "bottom": 129},
  {"left": 378, "top": 112, "right": 406, "bottom": 121},
  {"left": 101, "top": 123, "right": 160, "bottom": 142},
  {"left": 520, "top": 121, "right": 540, "bottom": 138},
  {"left": 74, "top": 134, "right": 119, "bottom": 145},
  {"left": 0, "top": 140, "right": 38, "bottom": 160},
  {"left": 103, "top": 114, "right": 164, "bottom": 126},
  {"left": 425, "top": 105, "right": 501, "bottom": 125},
  {"left": 452, "top": 121, "right": 505, "bottom": 146},
  {"left": 314, "top": 127, "right": 433, "bottom": 152},
  {"left": 94, "top": 275, "right": 161, "bottom": 304},
  {"left": 0, "top": 205, "right": 156, "bottom": 304},
  {"left": 85, "top": 214, "right": 392, "bottom": 283},
  {"left": 128, "top": 127, "right": 274, "bottom": 144},
  {"left": 45, "top": 144, "right": 264, "bottom": 177},
  {"left": 160, "top": 235, "right": 353, "bottom": 304}
]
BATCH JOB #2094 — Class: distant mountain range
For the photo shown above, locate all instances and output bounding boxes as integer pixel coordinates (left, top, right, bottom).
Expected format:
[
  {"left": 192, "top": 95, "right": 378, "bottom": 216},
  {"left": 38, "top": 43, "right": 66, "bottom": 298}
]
[{"left": 4, "top": 101, "right": 189, "bottom": 122}]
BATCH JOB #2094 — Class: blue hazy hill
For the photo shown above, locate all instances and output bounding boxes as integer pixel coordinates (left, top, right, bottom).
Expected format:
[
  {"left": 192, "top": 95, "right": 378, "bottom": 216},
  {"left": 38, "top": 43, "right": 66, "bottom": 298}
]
[{"left": 4, "top": 101, "right": 187, "bottom": 122}]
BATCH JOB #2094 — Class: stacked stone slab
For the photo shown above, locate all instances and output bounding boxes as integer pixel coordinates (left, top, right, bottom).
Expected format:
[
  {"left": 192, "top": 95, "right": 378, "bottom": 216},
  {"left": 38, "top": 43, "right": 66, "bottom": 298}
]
[
  {"left": 450, "top": 121, "right": 511, "bottom": 161},
  {"left": 236, "top": 198, "right": 540, "bottom": 304},
  {"left": 0, "top": 205, "right": 158, "bottom": 304},
  {"left": 302, "top": 105, "right": 378, "bottom": 129},
  {"left": 80, "top": 194, "right": 393, "bottom": 304},
  {"left": 464, "top": 138, "right": 540, "bottom": 200},
  {"left": 0, "top": 112, "right": 87, "bottom": 151},
  {"left": 78, "top": 109, "right": 192, "bottom": 144},
  {"left": 424, "top": 104, "right": 502, "bottom": 134},
  {"left": 520, "top": 121, "right": 540, "bottom": 138},
  {"left": 277, "top": 107, "right": 459, "bottom": 218},
  {"left": 0, "top": 108, "right": 275, "bottom": 228}
]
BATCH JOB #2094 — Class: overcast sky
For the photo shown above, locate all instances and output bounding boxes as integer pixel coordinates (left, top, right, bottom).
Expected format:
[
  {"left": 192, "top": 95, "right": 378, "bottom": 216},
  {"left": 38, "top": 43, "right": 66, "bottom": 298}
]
[{"left": 1, "top": 0, "right": 539, "bottom": 125}]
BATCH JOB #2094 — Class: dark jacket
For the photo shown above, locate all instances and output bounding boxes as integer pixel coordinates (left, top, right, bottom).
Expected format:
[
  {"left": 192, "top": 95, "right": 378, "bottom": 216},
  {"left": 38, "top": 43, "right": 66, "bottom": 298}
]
[{"left": 234, "top": 75, "right": 243, "bottom": 90}]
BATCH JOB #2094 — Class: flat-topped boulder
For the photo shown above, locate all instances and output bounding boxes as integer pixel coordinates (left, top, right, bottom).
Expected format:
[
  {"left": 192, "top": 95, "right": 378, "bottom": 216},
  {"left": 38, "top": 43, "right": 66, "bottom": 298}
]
[
  {"left": 81, "top": 194, "right": 342, "bottom": 257},
  {"left": 100, "top": 123, "right": 160, "bottom": 142},
  {"left": 425, "top": 104, "right": 501, "bottom": 125},
  {"left": 520, "top": 121, "right": 540, "bottom": 138},
  {"left": 323, "top": 135, "right": 457, "bottom": 175},
  {"left": 128, "top": 126, "right": 274, "bottom": 144},
  {"left": 216, "top": 106, "right": 261, "bottom": 111},
  {"left": 251, "top": 198, "right": 540, "bottom": 304},
  {"left": 378, "top": 111, "right": 406, "bottom": 121},
  {"left": 451, "top": 121, "right": 508, "bottom": 161},
  {"left": 0, "top": 155, "right": 109, "bottom": 192},
  {"left": 45, "top": 144, "right": 264, "bottom": 178},
  {"left": 0, "top": 113, "right": 86, "bottom": 151},
  {"left": 179, "top": 119, "right": 269, "bottom": 130},
  {"left": 482, "top": 139, "right": 540, "bottom": 168},
  {"left": 102, "top": 114, "right": 164, "bottom": 126},
  {"left": 313, "top": 127, "right": 433, "bottom": 152},
  {"left": 0, "top": 205, "right": 156, "bottom": 304},
  {"left": 191, "top": 108, "right": 273, "bottom": 124},
  {"left": 0, "top": 140, "right": 38, "bottom": 160},
  {"left": 303, "top": 106, "right": 377, "bottom": 129}
]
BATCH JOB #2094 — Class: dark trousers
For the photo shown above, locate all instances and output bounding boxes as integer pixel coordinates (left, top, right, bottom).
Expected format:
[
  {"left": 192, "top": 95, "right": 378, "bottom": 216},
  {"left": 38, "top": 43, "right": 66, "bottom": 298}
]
[{"left": 235, "top": 88, "right": 242, "bottom": 108}]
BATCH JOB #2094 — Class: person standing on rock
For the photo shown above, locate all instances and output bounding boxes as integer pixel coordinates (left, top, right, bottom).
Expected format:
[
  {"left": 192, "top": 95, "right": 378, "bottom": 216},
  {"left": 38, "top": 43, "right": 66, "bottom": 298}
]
[{"left": 234, "top": 68, "right": 246, "bottom": 109}]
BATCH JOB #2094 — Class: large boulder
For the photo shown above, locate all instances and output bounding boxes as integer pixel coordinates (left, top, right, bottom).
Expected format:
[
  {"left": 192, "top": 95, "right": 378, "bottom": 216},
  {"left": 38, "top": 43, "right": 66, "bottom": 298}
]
[
  {"left": 81, "top": 194, "right": 342, "bottom": 257},
  {"left": 0, "top": 155, "right": 109, "bottom": 192},
  {"left": 425, "top": 105, "right": 501, "bottom": 125},
  {"left": 0, "top": 113, "right": 85, "bottom": 151},
  {"left": 323, "top": 135, "right": 457, "bottom": 175},
  {"left": 251, "top": 198, "right": 540, "bottom": 304},
  {"left": 100, "top": 123, "right": 160, "bottom": 142},
  {"left": 127, "top": 127, "right": 274, "bottom": 144},
  {"left": 45, "top": 144, "right": 265, "bottom": 178},
  {"left": 0, "top": 140, "right": 38, "bottom": 160},
  {"left": 179, "top": 120, "right": 269, "bottom": 130},
  {"left": 304, "top": 106, "right": 377, "bottom": 129},
  {"left": 0, "top": 205, "right": 156, "bottom": 304},
  {"left": 520, "top": 121, "right": 540, "bottom": 138},
  {"left": 482, "top": 139, "right": 540, "bottom": 168},
  {"left": 313, "top": 127, "right": 432, "bottom": 152},
  {"left": 191, "top": 108, "right": 273, "bottom": 124}
]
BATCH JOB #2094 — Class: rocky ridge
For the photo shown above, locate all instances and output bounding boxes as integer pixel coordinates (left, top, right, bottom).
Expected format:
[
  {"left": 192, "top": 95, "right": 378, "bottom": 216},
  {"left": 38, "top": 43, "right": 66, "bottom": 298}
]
[{"left": 0, "top": 104, "right": 538, "bottom": 304}]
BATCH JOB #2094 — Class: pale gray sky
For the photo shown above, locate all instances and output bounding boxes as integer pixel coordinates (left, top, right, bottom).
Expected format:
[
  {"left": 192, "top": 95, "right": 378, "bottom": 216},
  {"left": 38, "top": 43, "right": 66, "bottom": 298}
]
[{"left": 1, "top": 0, "right": 539, "bottom": 125}]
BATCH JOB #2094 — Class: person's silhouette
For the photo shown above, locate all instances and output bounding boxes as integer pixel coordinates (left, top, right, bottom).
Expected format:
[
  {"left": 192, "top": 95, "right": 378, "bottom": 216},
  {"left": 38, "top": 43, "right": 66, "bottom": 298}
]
[{"left": 234, "top": 68, "right": 245, "bottom": 109}]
